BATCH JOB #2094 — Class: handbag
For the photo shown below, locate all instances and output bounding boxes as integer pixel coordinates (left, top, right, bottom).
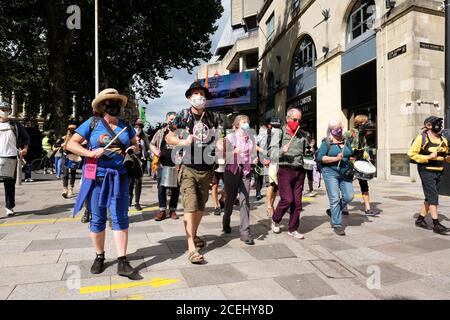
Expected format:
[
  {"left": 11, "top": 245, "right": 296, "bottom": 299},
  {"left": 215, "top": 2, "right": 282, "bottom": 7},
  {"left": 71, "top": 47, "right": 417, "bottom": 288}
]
[{"left": 100, "top": 119, "right": 143, "bottom": 178}]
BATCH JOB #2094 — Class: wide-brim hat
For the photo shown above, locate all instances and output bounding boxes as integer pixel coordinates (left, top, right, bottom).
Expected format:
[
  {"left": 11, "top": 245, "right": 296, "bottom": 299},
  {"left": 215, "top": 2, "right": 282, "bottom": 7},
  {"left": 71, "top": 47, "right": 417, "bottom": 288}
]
[
  {"left": 185, "top": 81, "right": 211, "bottom": 99},
  {"left": 92, "top": 88, "right": 128, "bottom": 114}
]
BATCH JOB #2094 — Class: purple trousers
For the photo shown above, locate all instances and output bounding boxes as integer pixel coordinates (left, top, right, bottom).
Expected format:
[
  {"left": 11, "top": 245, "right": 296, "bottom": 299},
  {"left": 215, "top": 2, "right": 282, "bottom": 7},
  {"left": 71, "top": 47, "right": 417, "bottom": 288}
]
[{"left": 272, "top": 166, "right": 306, "bottom": 232}]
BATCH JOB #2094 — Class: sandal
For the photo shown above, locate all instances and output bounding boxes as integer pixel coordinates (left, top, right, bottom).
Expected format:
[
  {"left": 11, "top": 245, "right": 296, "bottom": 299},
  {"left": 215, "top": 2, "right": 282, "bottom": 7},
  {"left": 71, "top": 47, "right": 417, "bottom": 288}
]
[
  {"left": 194, "top": 236, "right": 206, "bottom": 248},
  {"left": 267, "top": 207, "right": 274, "bottom": 218},
  {"left": 188, "top": 250, "right": 204, "bottom": 264}
]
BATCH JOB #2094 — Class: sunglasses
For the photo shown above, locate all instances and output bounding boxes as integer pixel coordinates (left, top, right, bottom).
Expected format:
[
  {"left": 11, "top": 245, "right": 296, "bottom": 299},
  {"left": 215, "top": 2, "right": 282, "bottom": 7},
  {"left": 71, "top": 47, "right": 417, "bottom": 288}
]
[{"left": 290, "top": 118, "right": 300, "bottom": 122}]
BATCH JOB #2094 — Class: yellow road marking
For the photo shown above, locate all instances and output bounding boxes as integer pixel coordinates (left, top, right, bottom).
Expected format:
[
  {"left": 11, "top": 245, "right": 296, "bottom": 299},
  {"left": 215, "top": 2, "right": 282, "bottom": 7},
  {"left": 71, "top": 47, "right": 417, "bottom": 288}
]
[
  {"left": 354, "top": 194, "right": 363, "bottom": 199},
  {"left": 79, "top": 278, "right": 180, "bottom": 295},
  {"left": 302, "top": 197, "right": 315, "bottom": 202},
  {"left": 0, "top": 206, "right": 159, "bottom": 228}
]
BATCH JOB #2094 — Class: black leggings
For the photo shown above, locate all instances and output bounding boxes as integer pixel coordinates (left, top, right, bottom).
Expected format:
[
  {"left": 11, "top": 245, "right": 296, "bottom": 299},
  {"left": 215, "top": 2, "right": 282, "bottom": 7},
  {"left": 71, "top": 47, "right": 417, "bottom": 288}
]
[
  {"left": 306, "top": 170, "right": 313, "bottom": 192},
  {"left": 63, "top": 165, "right": 76, "bottom": 188},
  {"left": 358, "top": 179, "right": 369, "bottom": 193},
  {"left": 129, "top": 177, "right": 143, "bottom": 205}
]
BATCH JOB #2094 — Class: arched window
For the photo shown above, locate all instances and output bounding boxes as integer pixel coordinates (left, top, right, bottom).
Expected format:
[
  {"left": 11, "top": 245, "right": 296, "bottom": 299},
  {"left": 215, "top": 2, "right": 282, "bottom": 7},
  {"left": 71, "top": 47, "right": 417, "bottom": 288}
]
[
  {"left": 347, "top": 0, "right": 376, "bottom": 43},
  {"left": 292, "top": 35, "right": 316, "bottom": 79}
]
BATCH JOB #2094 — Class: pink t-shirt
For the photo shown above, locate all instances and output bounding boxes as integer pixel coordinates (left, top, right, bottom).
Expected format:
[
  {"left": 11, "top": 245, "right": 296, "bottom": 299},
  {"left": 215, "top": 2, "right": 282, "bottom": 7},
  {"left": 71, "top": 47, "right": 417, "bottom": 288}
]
[{"left": 226, "top": 132, "right": 251, "bottom": 176}]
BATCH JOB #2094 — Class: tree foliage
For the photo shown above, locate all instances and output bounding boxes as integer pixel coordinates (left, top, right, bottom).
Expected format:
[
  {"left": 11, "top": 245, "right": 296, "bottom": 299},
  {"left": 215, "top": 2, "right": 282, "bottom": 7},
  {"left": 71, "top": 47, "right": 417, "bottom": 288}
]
[{"left": 0, "top": 0, "right": 223, "bottom": 135}]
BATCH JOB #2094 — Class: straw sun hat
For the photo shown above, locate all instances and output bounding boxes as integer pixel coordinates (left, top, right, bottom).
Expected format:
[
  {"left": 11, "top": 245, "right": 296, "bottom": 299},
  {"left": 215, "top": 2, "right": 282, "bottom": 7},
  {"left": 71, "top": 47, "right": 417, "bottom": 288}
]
[{"left": 91, "top": 88, "right": 128, "bottom": 114}]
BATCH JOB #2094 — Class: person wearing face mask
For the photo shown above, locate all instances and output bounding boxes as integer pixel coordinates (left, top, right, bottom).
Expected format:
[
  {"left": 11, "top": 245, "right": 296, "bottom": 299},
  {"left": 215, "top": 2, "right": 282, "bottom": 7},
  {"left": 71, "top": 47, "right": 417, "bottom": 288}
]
[
  {"left": 67, "top": 88, "right": 139, "bottom": 279},
  {"left": 165, "top": 81, "right": 220, "bottom": 264},
  {"left": 221, "top": 115, "right": 258, "bottom": 245},
  {"left": 150, "top": 111, "right": 181, "bottom": 220},
  {"left": 128, "top": 119, "right": 150, "bottom": 211},
  {"left": 408, "top": 116, "right": 450, "bottom": 235},
  {"left": 270, "top": 108, "right": 310, "bottom": 240},
  {"left": 344, "top": 115, "right": 380, "bottom": 217},
  {"left": 317, "top": 119, "right": 355, "bottom": 236},
  {"left": 0, "top": 101, "right": 30, "bottom": 217}
]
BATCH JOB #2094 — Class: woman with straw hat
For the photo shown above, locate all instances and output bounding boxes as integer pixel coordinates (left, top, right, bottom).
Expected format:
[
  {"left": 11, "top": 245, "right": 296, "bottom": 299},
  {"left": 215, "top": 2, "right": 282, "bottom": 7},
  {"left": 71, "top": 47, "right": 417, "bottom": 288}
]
[{"left": 67, "top": 88, "right": 139, "bottom": 279}]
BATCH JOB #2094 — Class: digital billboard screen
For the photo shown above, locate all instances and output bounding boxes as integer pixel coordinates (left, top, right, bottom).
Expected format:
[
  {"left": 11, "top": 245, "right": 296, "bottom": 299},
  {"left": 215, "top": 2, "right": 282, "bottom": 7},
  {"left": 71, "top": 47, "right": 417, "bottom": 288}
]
[{"left": 199, "top": 70, "right": 256, "bottom": 109}]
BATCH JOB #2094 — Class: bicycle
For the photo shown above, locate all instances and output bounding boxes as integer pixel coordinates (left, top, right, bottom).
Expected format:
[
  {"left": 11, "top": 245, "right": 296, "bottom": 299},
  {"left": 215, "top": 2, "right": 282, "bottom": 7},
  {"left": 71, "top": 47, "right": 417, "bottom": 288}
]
[{"left": 31, "top": 152, "right": 55, "bottom": 175}]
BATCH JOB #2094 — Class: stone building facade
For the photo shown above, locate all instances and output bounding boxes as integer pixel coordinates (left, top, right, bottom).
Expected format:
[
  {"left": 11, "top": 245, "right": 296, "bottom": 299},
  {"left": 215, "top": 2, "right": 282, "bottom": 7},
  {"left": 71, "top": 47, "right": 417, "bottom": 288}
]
[{"left": 257, "top": 0, "right": 445, "bottom": 181}]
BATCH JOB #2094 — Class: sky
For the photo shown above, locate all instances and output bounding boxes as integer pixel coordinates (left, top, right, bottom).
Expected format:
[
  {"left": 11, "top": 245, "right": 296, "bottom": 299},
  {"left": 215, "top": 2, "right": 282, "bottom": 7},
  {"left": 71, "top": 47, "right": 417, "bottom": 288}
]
[{"left": 142, "top": 0, "right": 231, "bottom": 126}]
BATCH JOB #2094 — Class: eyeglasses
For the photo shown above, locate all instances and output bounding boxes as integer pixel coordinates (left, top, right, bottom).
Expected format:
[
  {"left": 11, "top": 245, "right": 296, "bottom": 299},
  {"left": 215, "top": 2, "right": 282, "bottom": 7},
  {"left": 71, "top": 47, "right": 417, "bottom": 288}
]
[{"left": 290, "top": 118, "right": 300, "bottom": 122}]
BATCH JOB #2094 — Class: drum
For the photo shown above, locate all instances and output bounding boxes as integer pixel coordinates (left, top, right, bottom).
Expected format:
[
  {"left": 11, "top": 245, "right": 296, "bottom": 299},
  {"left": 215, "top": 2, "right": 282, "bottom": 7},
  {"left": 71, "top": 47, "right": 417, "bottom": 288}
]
[
  {"left": 0, "top": 158, "right": 17, "bottom": 179},
  {"left": 303, "top": 158, "right": 315, "bottom": 171},
  {"left": 353, "top": 160, "right": 377, "bottom": 180},
  {"left": 160, "top": 166, "right": 178, "bottom": 188}
]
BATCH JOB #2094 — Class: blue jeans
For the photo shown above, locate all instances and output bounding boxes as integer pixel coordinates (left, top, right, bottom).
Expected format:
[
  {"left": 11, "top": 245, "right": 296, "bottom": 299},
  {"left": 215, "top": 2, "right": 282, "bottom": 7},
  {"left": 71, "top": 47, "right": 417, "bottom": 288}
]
[
  {"left": 54, "top": 157, "right": 62, "bottom": 177},
  {"left": 88, "top": 175, "right": 130, "bottom": 233},
  {"left": 322, "top": 167, "right": 354, "bottom": 228}
]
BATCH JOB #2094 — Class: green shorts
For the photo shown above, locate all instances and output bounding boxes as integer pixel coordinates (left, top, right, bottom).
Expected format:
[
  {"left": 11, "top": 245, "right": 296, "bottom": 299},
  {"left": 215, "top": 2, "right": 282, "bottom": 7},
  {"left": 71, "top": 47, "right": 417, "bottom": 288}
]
[{"left": 179, "top": 165, "right": 214, "bottom": 212}]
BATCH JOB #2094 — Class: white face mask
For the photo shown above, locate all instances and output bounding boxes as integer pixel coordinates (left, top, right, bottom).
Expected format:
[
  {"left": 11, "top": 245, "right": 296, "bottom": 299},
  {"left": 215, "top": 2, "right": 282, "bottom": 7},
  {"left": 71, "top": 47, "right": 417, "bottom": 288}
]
[
  {"left": 189, "top": 94, "right": 206, "bottom": 109},
  {"left": 0, "top": 110, "right": 10, "bottom": 118}
]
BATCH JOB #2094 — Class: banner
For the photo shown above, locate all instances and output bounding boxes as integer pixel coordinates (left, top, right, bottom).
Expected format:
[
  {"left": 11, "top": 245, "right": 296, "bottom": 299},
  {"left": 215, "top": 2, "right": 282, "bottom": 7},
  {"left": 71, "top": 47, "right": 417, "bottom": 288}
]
[{"left": 199, "top": 71, "right": 255, "bottom": 108}]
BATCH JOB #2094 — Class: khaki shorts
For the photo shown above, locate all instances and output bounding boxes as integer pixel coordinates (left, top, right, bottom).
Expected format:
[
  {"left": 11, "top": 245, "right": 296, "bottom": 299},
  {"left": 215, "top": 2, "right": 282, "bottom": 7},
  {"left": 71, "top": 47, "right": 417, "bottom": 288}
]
[
  {"left": 268, "top": 163, "right": 279, "bottom": 185},
  {"left": 179, "top": 165, "right": 214, "bottom": 212}
]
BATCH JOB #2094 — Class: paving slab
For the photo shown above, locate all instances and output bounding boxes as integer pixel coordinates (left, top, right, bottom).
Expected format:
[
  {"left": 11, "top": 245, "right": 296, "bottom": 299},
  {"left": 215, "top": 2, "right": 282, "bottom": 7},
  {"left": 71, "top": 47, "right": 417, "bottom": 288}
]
[
  {"left": 25, "top": 237, "right": 92, "bottom": 252},
  {"left": 0, "top": 250, "right": 62, "bottom": 268},
  {"left": 1, "top": 231, "right": 58, "bottom": 241},
  {"left": 355, "top": 261, "right": 422, "bottom": 286},
  {"left": 378, "top": 227, "right": 435, "bottom": 241},
  {"left": 403, "top": 237, "right": 450, "bottom": 253},
  {"left": 273, "top": 273, "right": 337, "bottom": 300},
  {"left": 180, "top": 264, "right": 247, "bottom": 288},
  {"left": 121, "top": 285, "right": 228, "bottom": 300},
  {"left": 242, "top": 243, "right": 296, "bottom": 260},
  {"left": 370, "top": 241, "right": 428, "bottom": 258},
  {"left": 0, "top": 240, "right": 32, "bottom": 253},
  {"left": 0, "top": 286, "right": 14, "bottom": 300},
  {"left": 340, "top": 233, "right": 399, "bottom": 248},
  {"left": 316, "top": 239, "right": 358, "bottom": 252},
  {"left": 232, "top": 258, "right": 314, "bottom": 280},
  {"left": 310, "top": 260, "right": 357, "bottom": 279},
  {"left": 8, "top": 276, "right": 112, "bottom": 300},
  {"left": 333, "top": 248, "right": 396, "bottom": 267},
  {"left": 219, "top": 278, "right": 296, "bottom": 300},
  {"left": 198, "top": 247, "right": 256, "bottom": 265},
  {"left": 109, "top": 269, "right": 188, "bottom": 297},
  {"left": 0, "top": 263, "right": 67, "bottom": 286}
]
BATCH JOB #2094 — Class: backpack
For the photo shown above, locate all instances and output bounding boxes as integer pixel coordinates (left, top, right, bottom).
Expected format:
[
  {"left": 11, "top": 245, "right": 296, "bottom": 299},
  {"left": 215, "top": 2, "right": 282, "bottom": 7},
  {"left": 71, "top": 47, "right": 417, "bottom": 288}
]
[{"left": 409, "top": 131, "right": 448, "bottom": 164}]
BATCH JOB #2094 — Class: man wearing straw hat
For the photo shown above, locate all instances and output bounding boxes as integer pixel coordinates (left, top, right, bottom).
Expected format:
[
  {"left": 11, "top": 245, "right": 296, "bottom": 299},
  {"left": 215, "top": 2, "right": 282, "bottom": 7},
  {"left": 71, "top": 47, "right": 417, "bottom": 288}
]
[
  {"left": 67, "top": 88, "right": 139, "bottom": 278},
  {"left": 270, "top": 108, "right": 310, "bottom": 240},
  {"left": 0, "top": 101, "right": 30, "bottom": 217},
  {"left": 165, "top": 81, "right": 219, "bottom": 264}
]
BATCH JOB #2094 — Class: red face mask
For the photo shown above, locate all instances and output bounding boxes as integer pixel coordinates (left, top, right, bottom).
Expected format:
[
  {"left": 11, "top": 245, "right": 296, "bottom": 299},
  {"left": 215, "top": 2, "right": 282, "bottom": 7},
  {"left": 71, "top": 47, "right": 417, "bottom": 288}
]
[{"left": 287, "top": 120, "right": 300, "bottom": 133}]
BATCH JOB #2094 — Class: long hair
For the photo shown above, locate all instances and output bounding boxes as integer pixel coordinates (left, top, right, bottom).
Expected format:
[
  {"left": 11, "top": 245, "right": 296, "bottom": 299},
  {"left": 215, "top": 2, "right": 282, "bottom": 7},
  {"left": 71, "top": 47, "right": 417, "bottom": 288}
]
[{"left": 232, "top": 115, "right": 250, "bottom": 130}]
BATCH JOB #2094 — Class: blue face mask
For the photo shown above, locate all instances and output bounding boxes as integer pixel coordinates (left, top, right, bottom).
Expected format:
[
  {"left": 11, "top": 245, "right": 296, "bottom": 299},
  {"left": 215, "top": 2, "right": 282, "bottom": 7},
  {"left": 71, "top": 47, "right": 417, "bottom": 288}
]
[{"left": 241, "top": 123, "right": 250, "bottom": 132}]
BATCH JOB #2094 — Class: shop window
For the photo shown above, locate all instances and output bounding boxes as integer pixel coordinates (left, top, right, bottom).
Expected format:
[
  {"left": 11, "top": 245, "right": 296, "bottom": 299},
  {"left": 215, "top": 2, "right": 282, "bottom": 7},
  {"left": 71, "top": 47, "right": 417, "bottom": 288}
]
[
  {"left": 346, "top": 0, "right": 376, "bottom": 44},
  {"left": 292, "top": 35, "right": 316, "bottom": 79}
]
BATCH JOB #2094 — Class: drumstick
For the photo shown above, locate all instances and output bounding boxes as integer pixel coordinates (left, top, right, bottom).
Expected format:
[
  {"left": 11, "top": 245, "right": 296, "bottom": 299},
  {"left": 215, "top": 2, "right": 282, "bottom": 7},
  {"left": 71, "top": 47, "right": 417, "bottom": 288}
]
[
  {"left": 104, "top": 127, "right": 128, "bottom": 150},
  {"left": 284, "top": 126, "right": 300, "bottom": 153}
]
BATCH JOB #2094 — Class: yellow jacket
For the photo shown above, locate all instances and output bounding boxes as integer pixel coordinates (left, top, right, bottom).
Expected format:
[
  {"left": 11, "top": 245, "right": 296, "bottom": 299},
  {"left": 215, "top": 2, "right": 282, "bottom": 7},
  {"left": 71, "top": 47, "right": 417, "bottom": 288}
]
[{"left": 408, "top": 132, "right": 450, "bottom": 171}]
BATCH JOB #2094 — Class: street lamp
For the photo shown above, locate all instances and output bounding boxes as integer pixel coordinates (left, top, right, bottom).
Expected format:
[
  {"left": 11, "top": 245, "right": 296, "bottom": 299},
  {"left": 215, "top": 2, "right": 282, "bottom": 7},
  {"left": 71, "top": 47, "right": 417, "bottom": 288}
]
[{"left": 95, "top": 0, "right": 99, "bottom": 96}]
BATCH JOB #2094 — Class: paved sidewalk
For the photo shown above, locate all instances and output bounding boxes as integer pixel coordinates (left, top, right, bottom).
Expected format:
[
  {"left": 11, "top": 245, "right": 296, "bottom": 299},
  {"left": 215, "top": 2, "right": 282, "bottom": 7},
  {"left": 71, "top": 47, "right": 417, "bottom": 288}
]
[{"left": 0, "top": 175, "right": 450, "bottom": 300}]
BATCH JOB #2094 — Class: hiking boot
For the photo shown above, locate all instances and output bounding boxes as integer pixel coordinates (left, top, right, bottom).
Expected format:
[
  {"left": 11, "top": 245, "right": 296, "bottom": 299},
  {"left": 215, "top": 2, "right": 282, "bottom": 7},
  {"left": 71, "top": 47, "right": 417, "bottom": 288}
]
[
  {"left": 117, "top": 257, "right": 135, "bottom": 278},
  {"left": 213, "top": 207, "right": 221, "bottom": 216},
  {"left": 333, "top": 226, "right": 346, "bottom": 236},
  {"left": 90, "top": 254, "right": 105, "bottom": 274},
  {"left": 433, "top": 223, "right": 450, "bottom": 235},
  {"left": 134, "top": 204, "right": 142, "bottom": 211},
  {"left": 415, "top": 219, "right": 431, "bottom": 230},
  {"left": 169, "top": 211, "right": 179, "bottom": 220},
  {"left": 81, "top": 210, "right": 90, "bottom": 223},
  {"left": 155, "top": 211, "right": 166, "bottom": 221}
]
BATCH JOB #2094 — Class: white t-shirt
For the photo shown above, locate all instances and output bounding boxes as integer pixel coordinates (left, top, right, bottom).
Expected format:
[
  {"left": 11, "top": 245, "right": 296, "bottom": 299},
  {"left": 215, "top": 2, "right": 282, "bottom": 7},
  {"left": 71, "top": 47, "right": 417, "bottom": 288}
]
[{"left": 0, "top": 122, "right": 18, "bottom": 157}]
